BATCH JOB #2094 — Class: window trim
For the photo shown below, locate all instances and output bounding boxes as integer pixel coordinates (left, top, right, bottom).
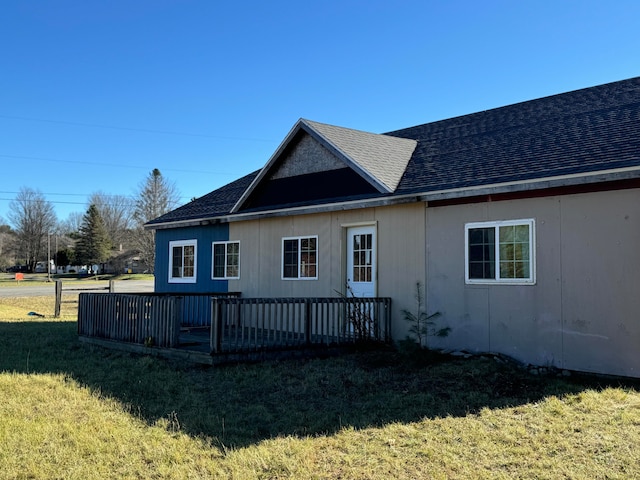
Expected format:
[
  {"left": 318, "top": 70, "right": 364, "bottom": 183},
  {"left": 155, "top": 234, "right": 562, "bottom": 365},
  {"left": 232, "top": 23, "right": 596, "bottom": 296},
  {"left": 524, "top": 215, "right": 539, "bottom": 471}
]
[
  {"left": 465, "top": 219, "right": 536, "bottom": 285},
  {"left": 168, "top": 239, "right": 197, "bottom": 284},
  {"left": 281, "top": 235, "right": 318, "bottom": 280},
  {"left": 211, "top": 241, "right": 240, "bottom": 280}
]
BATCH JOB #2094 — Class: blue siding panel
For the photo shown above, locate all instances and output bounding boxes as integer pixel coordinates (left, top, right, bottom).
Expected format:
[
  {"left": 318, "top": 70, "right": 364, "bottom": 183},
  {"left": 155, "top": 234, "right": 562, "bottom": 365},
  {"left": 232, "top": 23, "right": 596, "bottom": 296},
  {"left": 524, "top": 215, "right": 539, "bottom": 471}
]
[{"left": 155, "top": 225, "right": 230, "bottom": 294}]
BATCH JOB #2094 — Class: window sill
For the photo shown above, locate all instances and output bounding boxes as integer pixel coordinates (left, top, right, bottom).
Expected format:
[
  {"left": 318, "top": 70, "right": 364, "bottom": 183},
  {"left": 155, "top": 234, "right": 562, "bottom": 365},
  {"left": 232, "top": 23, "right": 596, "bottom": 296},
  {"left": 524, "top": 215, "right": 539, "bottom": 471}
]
[
  {"left": 169, "top": 278, "right": 197, "bottom": 284},
  {"left": 465, "top": 279, "right": 536, "bottom": 286}
]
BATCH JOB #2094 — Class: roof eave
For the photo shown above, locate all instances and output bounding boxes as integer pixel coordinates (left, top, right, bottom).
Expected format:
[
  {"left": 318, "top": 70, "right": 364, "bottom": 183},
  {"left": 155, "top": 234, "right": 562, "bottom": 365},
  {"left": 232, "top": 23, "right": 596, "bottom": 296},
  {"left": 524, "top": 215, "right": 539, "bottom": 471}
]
[
  {"left": 146, "top": 167, "right": 640, "bottom": 230},
  {"left": 417, "top": 165, "right": 640, "bottom": 202}
]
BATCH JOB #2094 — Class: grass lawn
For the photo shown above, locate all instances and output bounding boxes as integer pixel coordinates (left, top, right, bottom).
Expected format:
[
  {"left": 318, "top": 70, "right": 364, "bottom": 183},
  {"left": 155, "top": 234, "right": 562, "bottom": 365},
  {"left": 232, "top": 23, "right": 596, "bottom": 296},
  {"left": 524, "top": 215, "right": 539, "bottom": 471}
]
[
  {"left": 1, "top": 296, "right": 639, "bottom": 479},
  {"left": 0, "top": 272, "right": 154, "bottom": 286}
]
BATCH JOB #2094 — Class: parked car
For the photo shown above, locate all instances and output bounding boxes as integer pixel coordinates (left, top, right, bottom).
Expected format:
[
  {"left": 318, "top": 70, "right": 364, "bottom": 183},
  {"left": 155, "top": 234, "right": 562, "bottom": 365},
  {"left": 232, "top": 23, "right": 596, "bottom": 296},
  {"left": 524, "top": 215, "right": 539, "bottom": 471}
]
[
  {"left": 7, "top": 265, "right": 29, "bottom": 273},
  {"left": 34, "top": 260, "right": 55, "bottom": 274}
]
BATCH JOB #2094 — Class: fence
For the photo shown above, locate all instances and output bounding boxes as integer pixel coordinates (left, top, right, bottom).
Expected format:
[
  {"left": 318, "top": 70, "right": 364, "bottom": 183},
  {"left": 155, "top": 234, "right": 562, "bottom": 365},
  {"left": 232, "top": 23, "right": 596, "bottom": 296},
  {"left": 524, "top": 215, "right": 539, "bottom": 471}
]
[
  {"left": 55, "top": 279, "right": 114, "bottom": 317},
  {"left": 78, "top": 293, "right": 180, "bottom": 348},
  {"left": 211, "top": 297, "right": 392, "bottom": 353},
  {"left": 159, "top": 292, "right": 239, "bottom": 327},
  {"left": 77, "top": 292, "right": 238, "bottom": 348},
  {"left": 78, "top": 293, "right": 392, "bottom": 356}
]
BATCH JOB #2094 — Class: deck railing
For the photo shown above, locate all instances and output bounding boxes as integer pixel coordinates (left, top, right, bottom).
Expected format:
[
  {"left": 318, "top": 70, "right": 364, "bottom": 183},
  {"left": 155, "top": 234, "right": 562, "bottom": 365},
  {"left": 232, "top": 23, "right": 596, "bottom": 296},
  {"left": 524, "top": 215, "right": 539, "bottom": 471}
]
[
  {"left": 146, "top": 292, "right": 241, "bottom": 327},
  {"left": 78, "top": 293, "right": 181, "bottom": 348},
  {"left": 78, "top": 293, "right": 392, "bottom": 355},
  {"left": 211, "top": 297, "right": 392, "bottom": 353}
]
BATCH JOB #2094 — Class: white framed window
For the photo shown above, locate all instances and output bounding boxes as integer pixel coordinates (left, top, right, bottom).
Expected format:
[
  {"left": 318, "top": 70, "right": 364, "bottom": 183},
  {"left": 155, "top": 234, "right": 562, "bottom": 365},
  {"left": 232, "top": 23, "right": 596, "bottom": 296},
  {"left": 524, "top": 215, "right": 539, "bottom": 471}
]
[
  {"left": 282, "top": 236, "right": 318, "bottom": 280},
  {"left": 465, "top": 219, "right": 535, "bottom": 285},
  {"left": 212, "top": 241, "right": 240, "bottom": 279},
  {"left": 169, "top": 240, "right": 197, "bottom": 283}
]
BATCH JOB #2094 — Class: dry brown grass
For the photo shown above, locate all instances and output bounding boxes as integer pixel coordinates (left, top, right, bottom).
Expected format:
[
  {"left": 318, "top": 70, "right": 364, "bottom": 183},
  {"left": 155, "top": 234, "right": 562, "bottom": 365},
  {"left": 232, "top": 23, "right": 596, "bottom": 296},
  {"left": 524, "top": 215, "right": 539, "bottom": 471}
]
[{"left": 0, "top": 294, "right": 79, "bottom": 320}]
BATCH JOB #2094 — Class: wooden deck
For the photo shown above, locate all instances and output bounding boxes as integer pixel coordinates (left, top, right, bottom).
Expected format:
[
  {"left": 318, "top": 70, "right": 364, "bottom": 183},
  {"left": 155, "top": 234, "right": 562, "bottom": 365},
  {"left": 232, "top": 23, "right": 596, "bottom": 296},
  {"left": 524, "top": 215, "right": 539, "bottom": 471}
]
[{"left": 78, "top": 293, "right": 392, "bottom": 364}]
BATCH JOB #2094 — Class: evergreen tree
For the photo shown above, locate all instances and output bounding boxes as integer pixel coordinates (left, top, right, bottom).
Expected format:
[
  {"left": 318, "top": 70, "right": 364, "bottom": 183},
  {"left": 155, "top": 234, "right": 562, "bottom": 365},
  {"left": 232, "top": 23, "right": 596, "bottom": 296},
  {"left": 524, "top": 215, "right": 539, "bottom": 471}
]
[
  {"left": 132, "top": 169, "right": 180, "bottom": 273},
  {"left": 87, "top": 191, "right": 133, "bottom": 249},
  {"left": 75, "top": 204, "right": 111, "bottom": 267}
]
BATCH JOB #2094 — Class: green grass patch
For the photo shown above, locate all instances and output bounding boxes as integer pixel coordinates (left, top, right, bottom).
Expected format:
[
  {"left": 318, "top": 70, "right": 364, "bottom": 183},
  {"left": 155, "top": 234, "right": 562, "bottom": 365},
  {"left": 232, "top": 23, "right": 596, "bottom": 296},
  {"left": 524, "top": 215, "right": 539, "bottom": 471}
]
[{"left": 1, "top": 296, "right": 640, "bottom": 478}]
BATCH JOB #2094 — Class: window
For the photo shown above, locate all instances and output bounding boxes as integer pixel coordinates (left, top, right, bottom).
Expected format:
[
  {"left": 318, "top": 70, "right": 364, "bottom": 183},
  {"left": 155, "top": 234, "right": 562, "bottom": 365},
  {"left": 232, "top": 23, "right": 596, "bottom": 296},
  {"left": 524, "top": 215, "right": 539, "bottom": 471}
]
[
  {"left": 351, "top": 232, "right": 373, "bottom": 282},
  {"left": 169, "top": 240, "right": 197, "bottom": 283},
  {"left": 282, "top": 236, "right": 317, "bottom": 280},
  {"left": 465, "top": 219, "right": 535, "bottom": 284},
  {"left": 212, "top": 241, "right": 240, "bottom": 279}
]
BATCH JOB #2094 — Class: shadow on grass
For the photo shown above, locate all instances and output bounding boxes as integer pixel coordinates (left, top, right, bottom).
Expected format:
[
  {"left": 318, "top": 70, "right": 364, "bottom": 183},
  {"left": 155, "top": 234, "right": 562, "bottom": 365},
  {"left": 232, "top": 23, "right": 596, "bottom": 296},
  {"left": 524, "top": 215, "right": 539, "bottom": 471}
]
[{"left": 2, "top": 321, "right": 638, "bottom": 449}]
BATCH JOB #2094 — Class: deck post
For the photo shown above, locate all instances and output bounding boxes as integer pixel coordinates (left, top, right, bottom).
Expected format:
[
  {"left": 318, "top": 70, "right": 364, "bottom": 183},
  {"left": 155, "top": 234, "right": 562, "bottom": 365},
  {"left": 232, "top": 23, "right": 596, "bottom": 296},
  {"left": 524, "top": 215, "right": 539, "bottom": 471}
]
[
  {"left": 171, "top": 296, "right": 182, "bottom": 348},
  {"left": 385, "top": 299, "right": 392, "bottom": 343},
  {"left": 54, "top": 280, "right": 62, "bottom": 317},
  {"left": 304, "top": 299, "right": 312, "bottom": 345},
  {"left": 211, "top": 298, "right": 222, "bottom": 353}
]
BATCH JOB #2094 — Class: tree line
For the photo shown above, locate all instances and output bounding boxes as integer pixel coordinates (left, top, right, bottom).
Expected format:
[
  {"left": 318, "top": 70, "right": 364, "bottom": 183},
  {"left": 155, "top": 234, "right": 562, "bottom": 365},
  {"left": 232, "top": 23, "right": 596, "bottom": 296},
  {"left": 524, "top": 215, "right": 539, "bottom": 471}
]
[{"left": 0, "top": 169, "right": 179, "bottom": 274}]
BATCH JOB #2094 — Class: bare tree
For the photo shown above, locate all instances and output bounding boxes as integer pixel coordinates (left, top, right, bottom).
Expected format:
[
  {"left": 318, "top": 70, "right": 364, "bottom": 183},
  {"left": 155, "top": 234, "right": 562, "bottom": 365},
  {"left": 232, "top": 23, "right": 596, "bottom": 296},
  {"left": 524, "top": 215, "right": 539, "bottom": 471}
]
[
  {"left": 60, "top": 211, "right": 84, "bottom": 237},
  {"left": 0, "top": 221, "right": 17, "bottom": 270},
  {"left": 132, "top": 169, "right": 181, "bottom": 272},
  {"left": 7, "top": 187, "right": 57, "bottom": 271},
  {"left": 87, "top": 191, "right": 133, "bottom": 250}
]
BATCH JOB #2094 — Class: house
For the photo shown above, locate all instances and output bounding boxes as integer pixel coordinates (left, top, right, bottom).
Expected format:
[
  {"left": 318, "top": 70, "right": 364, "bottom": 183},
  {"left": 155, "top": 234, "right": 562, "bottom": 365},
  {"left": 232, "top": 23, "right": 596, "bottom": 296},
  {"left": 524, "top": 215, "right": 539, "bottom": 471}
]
[{"left": 146, "top": 77, "right": 640, "bottom": 378}]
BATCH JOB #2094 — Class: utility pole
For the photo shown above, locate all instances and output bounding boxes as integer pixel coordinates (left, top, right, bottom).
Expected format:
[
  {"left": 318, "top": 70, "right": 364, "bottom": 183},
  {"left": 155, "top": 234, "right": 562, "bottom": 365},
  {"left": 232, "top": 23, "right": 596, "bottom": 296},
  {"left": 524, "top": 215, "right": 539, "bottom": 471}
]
[{"left": 47, "top": 233, "right": 51, "bottom": 282}]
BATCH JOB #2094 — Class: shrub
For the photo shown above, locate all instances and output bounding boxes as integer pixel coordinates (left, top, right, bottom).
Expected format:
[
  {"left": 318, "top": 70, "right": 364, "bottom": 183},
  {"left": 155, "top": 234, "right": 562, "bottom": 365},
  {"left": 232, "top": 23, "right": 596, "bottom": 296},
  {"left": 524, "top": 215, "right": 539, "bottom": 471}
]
[{"left": 399, "top": 282, "right": 450, "bottom": 355}]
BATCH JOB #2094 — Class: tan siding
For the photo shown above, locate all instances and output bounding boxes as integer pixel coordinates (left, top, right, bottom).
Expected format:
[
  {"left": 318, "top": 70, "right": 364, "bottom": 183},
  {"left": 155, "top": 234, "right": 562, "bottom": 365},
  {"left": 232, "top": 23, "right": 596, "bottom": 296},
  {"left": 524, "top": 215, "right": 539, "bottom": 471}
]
[
  {"left": 559, "top": 189, "right": 640, "bottom": 376},
  {"left": 426, "top": 202, "right": 493, "bottom": 352},
  {"left": 227, "top": 188, "right": 640, "bottom": 377},
  {"left": 229, "top": 203, "right": 427, "bottom": 341},
  {"left": 426, "top": 189, "right": 640, "bottom": 377},
  {"left": 375, "top": 203, "right": 427, "bottom": 341},
  {"left": 230, "top": 214, "right": 334, "bottom": 298}
]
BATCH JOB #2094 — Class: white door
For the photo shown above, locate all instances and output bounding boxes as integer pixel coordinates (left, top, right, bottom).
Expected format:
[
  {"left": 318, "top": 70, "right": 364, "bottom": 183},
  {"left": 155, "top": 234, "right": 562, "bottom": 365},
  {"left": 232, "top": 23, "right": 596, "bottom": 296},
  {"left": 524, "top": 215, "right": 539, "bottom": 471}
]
[{"left": 346, "top": 226, "right": 376, "bottom": 298}]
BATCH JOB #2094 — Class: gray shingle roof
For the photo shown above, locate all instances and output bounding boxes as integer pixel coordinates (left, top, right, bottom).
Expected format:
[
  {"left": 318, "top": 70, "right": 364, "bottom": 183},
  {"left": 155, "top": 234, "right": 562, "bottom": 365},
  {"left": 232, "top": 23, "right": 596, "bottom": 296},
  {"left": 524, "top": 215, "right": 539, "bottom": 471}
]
[
  {"left": 302, "top": 119, "right": 417, "bottom": 192},
  {"left": 229, "top": 118, "right": 417, "bottom": 213},
  {"left": 146, "top": 170, "right": 259, "bottom": 226},
  {"left": 148, "top": 77, "right": 640, "bottom": 228},
  {"left": 388, "top": 77, "right": 640, "bottom": 194}
]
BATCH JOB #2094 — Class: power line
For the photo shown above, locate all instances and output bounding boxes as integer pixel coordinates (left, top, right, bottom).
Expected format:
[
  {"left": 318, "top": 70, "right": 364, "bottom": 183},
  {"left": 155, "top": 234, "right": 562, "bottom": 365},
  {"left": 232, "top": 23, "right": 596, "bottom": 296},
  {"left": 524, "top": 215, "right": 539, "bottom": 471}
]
[
  {"left": 0, "top": 114, "right": 275, "bottom": 142},
  {"left": 0, "top": 190, "right": 130, "bottom": 198},
  {"left": 0, "top": 197, "right": 100, "bottom": 206},
  {"left": 0, "top": 153, "right": 236, "bottom": 175},
  {"left": 0, "top": 197, "right": 192, "bottom": 206}
]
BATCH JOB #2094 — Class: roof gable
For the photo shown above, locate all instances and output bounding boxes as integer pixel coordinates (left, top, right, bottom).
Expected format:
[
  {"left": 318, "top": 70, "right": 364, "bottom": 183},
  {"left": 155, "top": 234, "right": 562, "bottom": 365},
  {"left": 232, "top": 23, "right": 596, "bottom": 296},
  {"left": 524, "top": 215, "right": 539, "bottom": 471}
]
[{"left": 231, "top": 119, "right": 417, "bottom": 212}]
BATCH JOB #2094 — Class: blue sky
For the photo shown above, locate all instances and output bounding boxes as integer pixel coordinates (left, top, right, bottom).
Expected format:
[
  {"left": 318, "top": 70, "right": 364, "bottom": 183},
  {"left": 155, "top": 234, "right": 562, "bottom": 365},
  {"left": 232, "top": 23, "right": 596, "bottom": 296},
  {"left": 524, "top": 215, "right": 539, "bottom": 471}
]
[{"left": 1, "top": 0, "right": 638, "bottom": 223}]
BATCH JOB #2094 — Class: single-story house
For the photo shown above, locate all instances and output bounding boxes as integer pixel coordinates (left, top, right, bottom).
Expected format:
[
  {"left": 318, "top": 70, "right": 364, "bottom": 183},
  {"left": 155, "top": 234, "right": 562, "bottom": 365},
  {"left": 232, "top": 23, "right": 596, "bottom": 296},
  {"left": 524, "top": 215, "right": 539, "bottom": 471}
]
[{"left": 146, "top": 77, "right": 640, "bottom": 378}]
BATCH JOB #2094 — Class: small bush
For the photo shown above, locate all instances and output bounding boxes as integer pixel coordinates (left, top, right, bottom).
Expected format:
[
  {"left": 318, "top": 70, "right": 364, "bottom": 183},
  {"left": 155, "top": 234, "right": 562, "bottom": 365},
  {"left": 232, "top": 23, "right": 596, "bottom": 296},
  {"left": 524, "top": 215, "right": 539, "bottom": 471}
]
[{"left": 399, "top": 282, "right": 450, "bottom": 357}]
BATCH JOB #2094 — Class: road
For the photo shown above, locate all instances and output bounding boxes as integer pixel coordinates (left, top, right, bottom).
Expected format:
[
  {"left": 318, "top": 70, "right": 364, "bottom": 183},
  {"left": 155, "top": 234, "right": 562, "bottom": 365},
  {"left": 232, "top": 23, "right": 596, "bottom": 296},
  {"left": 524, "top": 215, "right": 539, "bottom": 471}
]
[{"left": 0, "top": 280, "right": 154, "bottom": 298}]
